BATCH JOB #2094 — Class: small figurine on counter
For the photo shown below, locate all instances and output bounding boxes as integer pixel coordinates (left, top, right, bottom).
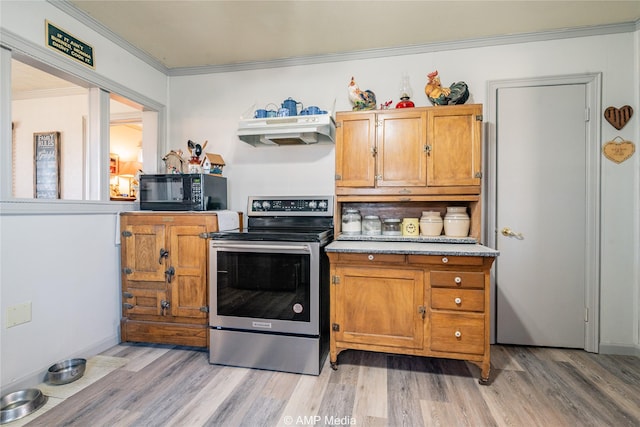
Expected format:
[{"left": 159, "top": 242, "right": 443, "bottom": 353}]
[
  {"left": 187, "top": 140, "right": 208, "bottom": 173},
  {"left": 162, "top": 150, "right": 187, "bottom": 173},
  {"left": 424, "top": 70, "right": 469, "bottom": 105},
  {"left": 348, "top": 77, "right": 377, "bottom": 111},
  {"left": 380, "top": 100, "right": 393, "bottom": 110},
  {"left": 201, "top": 153, "right": 225, "bottom": 175}
]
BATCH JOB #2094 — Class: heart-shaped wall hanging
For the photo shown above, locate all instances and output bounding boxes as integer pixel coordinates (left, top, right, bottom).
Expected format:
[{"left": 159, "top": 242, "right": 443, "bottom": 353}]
[
  {"left": 603, "top": 137, "right": 635, "bottom": 164},
  {"left": 604, "top": 105, "right": 633, "bottom": 130}
]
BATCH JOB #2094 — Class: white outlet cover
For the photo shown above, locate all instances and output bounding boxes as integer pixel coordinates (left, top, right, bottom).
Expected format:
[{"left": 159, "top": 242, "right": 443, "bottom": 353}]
[{"left": 7, "top": 301, "right": 31, "bottom": 328}]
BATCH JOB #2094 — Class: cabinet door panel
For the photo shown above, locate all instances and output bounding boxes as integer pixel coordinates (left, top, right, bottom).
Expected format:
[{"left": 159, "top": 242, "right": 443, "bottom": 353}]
[
  {"left": 335, "top": 267, "right": 424, "bottom": 349},
  {"left": 122, "top": 224, "right": 166, "bottom": 283},
  {"left": 378, "top": 111, "right": 427, "bottom": 187},
  {"left": 427, "top": 106, "right": 481, "bottom": 186},
  {"left": 335, "top": 113, "right": 376, "bottom": 187},
  {"left": 169, "top": 225, "right": 208, "bottom": 318},
  {"left": 124, "top": 288, "right": 166, "bottom": 316}
]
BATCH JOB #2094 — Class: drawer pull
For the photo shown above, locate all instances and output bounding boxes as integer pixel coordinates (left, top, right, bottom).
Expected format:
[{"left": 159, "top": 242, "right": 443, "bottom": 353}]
[
  {"left": 454, "top": 276, "right": 462, "bottom": 284},
  {"left": 442, "top": 257, "right": 448, "bottom": 263},
  {"left": 368, "top": 254, "right": 374, "bottom": 261},
  {"left": 454, "top": 297, "right": 462, "bottom": 305},
  {"left": 455, "top": 331, "right": 462, "bottom": 338}
]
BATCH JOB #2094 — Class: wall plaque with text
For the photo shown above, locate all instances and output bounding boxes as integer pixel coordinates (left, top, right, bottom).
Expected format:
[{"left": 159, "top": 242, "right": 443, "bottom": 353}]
[
  {"left": 34, "top": 132, "right": 61, "bottom": 199},
  {"left": 46, "top": 20, "right": 95, "bottom": 68}
]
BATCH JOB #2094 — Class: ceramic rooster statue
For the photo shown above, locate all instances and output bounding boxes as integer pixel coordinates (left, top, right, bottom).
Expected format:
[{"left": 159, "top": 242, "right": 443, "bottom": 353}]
[
  {"left": 424, "top": 70, "right": 469, "bottom": 105},
  {"left": 348, "top": 77, "right": 376, "bottom": 111}
]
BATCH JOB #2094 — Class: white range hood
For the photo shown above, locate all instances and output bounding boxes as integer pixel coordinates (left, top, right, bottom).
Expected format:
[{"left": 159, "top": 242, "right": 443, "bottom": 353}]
[{"left": 237, "top": 114, "right": 336, "bottom": 146}]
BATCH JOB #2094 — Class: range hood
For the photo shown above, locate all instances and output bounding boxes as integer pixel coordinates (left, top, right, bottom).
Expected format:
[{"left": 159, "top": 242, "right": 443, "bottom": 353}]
[{"left": 237, "top": 114, "right": 336, "bottom": 146}]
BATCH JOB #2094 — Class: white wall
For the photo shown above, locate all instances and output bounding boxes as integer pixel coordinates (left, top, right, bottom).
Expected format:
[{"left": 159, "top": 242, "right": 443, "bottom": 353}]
[
  {"left": 168, "top": 32, "right": 640, "bottom": 353},
  {"left": 1, "top": 1, "right": 168, "bottom": 392}
]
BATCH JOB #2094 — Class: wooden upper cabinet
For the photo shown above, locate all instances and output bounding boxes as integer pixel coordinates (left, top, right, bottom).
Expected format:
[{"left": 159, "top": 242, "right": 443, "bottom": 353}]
[
  {"left": 335, "top": 105, "right": 482, "bottom": 194},
  {"left": 377, "top": 109, "right": 427, "bottom": 187},
  {"left": 335, "top": 111, "right": 376, "bottom": 187},
  {"left": 427, "top": 104, "right": 483, "bottom": 187}
]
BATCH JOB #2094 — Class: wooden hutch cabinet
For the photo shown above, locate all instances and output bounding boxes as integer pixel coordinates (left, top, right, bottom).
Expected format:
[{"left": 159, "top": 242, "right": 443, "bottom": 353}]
[
  {"left": 327, "top": 249, "right": 495, "bottom": 383},
  {"left": 329, "top": 104, "right": 498, "bottom": 383},
  {"left": 334, "top": 104, "right": 484, "bottom": 241},
  {"left": 119, "top": 212, "right": 228, "bottom": 348}
]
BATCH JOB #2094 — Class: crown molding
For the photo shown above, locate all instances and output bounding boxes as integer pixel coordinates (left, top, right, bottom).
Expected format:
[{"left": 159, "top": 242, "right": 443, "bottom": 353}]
[
  {"left": 169, "top": 21, "right": 639, "bottom": 76},
  {"left": 48, "top": 1, "right": 639, "bottom": 77}
]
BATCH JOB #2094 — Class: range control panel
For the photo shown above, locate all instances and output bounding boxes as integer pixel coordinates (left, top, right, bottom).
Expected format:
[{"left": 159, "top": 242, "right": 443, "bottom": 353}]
[{"left": 248, "top": 196, "right": 334, "bottom": 216}]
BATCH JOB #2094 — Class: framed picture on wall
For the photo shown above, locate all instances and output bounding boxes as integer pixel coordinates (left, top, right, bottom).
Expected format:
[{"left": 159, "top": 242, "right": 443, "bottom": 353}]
[
  {"left": 110, "top": 153, "right": 119, "bottom": 174},
  {"left": 34, "top": 131, "right": 61, "bottom": 199}
]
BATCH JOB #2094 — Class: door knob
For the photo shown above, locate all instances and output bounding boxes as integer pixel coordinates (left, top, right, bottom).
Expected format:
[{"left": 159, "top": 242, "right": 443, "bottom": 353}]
[{"left": 501, "top": 227, "right": 524, "bottom": 239}]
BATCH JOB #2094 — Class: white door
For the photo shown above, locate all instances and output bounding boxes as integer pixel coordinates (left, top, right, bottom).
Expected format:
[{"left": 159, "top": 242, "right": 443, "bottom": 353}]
[{"left": 495, "top": 83, "right": 591, "bottom": 348}]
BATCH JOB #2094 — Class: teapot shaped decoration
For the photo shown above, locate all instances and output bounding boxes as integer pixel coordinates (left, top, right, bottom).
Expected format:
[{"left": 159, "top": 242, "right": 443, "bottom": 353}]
[{"left": 282, "top": 98, "right": 303, "bottom": 116}]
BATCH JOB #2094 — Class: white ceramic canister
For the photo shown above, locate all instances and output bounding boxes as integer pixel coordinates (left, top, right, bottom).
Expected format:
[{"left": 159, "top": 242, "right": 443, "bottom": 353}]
[
  {"left": 419, "top": 211, "right": 443, "bottom": 236},
  {"left": 443, "top": 206, "right": 470, "bottom": 237},
  {"left": 341, "top": 208, "right": 362, "bottom": 234}
]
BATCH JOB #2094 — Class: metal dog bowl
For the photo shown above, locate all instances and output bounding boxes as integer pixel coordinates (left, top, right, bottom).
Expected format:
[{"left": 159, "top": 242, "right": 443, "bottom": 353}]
[
  {"left": 1, "top": 388, "right": 47, "bottom": 424},
  {"left": 46, "top": 358, "right": 86, "bottom": 385}
]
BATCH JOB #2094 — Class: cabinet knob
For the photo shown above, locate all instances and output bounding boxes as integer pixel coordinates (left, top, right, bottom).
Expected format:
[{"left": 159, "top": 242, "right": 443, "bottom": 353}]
[
  {"left": 455, "top": 331, "right": 462, "bottom": 338},
  {"left": 454, "top": 297, "right": 462, "bottom": 305},
  {"left": 442, "top": 257, "right": 448, "bottom": 263},
  {"left": 368, "top": 254, "right": 374, "bottom": 261},
  {"left": 454, "top": 276, "right": 462, "bottom": 284}
]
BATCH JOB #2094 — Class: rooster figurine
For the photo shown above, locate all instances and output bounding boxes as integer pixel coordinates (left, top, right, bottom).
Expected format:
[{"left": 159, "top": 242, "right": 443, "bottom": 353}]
[
  {"left": 348, "top": 77, "right": 377, "bottom": 111},
  {"left": 424, "top": 70, "right": 469, "bottom": 105}
]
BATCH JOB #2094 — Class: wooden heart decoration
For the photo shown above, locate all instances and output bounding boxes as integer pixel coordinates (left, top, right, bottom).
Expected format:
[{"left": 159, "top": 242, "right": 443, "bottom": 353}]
[
  {"left": 603, "top": 138, "right": 635, "bottom": 164},
  {"left": 604, "top": 105, "right": 633, "bottom": 130}
]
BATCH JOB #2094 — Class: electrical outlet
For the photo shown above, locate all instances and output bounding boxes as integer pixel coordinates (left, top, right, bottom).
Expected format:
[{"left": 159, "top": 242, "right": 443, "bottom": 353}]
[{"left": 7, "top": 302, "right": 32, "bottom": 328}]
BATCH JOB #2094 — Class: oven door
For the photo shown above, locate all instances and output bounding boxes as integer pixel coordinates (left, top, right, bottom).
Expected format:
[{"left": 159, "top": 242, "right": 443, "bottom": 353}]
[{"left": 209, "top": 239, "right": 320, "bottom": 336}]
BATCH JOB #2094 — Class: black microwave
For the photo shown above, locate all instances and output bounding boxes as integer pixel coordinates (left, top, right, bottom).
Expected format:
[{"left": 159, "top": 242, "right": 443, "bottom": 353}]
[{"left": 139, "top": 174, "right": 227, "bottom": 211}]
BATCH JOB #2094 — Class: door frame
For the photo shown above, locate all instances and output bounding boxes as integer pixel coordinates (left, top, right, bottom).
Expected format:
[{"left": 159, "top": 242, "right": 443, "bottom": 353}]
[{"left": 485, "top": 73, "right": 602, "bottom": 353}]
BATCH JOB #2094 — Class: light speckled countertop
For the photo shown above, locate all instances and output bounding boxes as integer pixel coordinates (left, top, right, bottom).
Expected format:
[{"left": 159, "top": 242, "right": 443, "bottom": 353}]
[{"left": 326, "top": 240, "right": 499, "bottom": 257}]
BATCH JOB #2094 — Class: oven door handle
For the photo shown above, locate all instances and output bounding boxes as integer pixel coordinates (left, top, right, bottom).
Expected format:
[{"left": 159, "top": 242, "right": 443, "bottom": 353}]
[{"left": 213, "top": 243, "right": 310, "bottom": 252}]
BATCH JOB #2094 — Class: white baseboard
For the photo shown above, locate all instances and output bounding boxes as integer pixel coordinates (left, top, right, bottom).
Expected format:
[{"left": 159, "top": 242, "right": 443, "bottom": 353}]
[{"left": 598, "top": 342, "right": 640, "bottom": 357}]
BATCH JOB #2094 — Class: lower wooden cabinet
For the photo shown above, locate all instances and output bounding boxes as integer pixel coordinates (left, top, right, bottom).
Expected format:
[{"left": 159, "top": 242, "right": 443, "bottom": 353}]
[
  {"left": 327, "top": 251, "right": 496, "bottom": 383},
  {"left": 119, "top": 212, "right": 222, "bottom": 348}
]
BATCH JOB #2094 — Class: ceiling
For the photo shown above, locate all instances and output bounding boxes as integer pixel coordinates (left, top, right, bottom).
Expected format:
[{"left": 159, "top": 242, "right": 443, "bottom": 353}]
[
  {"left": 67, "top": 0, "right": 640, "bottom": 70},
  {"left": 11, "top": 1, "right": 640, "bottom": 95}
]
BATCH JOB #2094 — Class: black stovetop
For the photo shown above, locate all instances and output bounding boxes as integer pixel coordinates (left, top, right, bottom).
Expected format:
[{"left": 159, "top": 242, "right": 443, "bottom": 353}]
[{"left": 209, "top": 215, "right": 334, "bottom": 244}]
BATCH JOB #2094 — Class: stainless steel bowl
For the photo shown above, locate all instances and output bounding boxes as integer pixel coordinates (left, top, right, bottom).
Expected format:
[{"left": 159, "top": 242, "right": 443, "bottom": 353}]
[
  {"left": 46, "top": 358, "right": 86, "bottom": 385},
  {"left": 1, "top": 388, "right": 47, "bottom": 424}
]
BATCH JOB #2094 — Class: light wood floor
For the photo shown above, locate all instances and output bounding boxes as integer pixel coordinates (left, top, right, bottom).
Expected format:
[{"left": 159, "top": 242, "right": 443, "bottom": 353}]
[{"left": 21, "top": 343, "right": 640, "bottom": 427}]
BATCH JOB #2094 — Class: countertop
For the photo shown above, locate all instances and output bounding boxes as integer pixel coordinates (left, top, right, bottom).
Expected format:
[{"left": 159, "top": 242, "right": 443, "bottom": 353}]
[{"left": 325, "top": 240, "right": 499, "bottom": 257}]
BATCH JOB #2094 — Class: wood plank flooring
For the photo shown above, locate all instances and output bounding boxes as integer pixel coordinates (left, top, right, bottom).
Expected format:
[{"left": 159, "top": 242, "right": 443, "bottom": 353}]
[{"left": 20, "top": 343, "right": 640, "bottom": 427}]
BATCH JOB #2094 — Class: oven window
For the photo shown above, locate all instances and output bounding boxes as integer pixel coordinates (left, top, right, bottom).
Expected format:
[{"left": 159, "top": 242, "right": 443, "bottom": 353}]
[{"left": 216, "top": 251, "right": 311, "bottom": 322}]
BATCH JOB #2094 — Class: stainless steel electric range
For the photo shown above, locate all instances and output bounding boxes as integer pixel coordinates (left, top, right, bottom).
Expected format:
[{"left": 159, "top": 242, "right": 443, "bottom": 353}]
[{"left": 208, "top": 196, "right": 334, "bottom": 375}]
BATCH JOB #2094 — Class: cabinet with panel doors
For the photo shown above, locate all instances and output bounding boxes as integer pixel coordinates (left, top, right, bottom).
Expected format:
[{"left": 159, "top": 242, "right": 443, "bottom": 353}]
[
  {"left": 327, "top": 249, "right": 496, "bottom": 383},
  {"left": 119, "top": 212, "right": 239, "bottom": 347},
  {"left": 333, "top": 104, "right": 484, "bottom": 241},
  {"left": 334, "top": 104, "right": 483, "bottom": 196}
]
